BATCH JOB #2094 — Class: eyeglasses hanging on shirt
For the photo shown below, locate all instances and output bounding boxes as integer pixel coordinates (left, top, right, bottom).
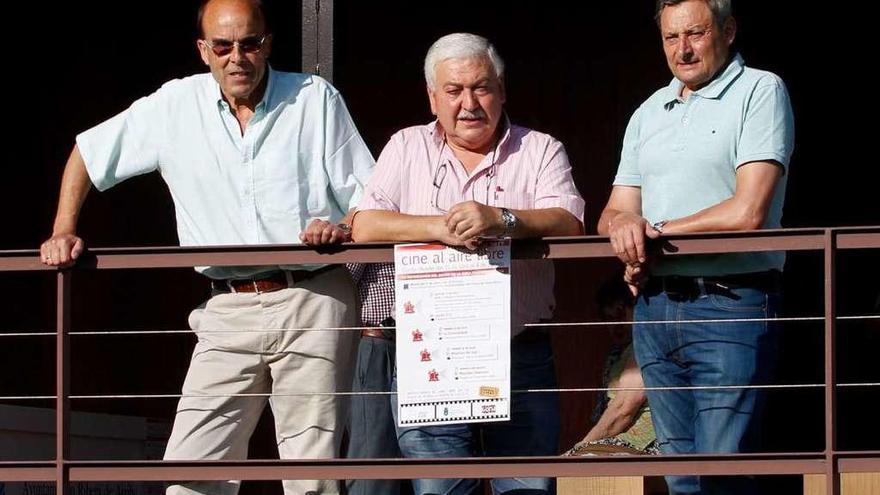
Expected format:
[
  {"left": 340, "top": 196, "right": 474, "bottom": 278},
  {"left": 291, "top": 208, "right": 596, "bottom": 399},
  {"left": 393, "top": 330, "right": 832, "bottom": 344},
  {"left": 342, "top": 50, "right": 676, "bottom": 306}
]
[{"left": 430, "top": 138, "right": 499, "bottom": 213}]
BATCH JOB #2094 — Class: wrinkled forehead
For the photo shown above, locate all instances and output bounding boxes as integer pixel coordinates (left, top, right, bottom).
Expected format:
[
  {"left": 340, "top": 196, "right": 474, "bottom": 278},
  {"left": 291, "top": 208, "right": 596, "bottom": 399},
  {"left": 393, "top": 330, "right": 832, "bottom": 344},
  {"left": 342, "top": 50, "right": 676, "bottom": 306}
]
[
  {"left": 659, "top": 0, "right": 714, "bottom": 32},
  {"left": 434, "top": 56, "right": 498, "bottom": 85}
]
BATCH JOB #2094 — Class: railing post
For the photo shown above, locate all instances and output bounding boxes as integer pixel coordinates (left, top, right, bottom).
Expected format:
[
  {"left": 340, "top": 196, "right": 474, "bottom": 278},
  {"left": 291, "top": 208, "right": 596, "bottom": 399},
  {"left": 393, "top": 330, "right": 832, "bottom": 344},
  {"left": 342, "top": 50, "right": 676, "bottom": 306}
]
[
  {"left": 301, "top": 0, "right": 334, "bottom": 82},
  {"left": 56, "top": 270, "right": 71, "bottom": 495},
  {"left": 824, "top": 229, "right": 840, "bottom": 495}
]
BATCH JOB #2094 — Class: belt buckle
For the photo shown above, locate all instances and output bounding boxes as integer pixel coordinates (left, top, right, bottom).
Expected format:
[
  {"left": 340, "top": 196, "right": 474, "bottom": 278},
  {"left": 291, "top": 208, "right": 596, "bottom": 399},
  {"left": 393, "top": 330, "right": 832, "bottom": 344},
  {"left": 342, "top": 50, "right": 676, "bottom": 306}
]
[
  {"left": 664, "top": 276, "right": 694, "bottom": 301},
  {"left": 663, "top": 276, "right": 683, "bottom": 296}
]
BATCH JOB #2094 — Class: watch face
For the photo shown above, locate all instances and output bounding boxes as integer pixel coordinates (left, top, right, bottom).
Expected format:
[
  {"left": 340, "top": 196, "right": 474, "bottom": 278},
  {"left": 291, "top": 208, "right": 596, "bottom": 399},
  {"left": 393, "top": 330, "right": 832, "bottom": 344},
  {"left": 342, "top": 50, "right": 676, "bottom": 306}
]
[{"left": 502, "top": 209, "right": 516, "bottom": 230}]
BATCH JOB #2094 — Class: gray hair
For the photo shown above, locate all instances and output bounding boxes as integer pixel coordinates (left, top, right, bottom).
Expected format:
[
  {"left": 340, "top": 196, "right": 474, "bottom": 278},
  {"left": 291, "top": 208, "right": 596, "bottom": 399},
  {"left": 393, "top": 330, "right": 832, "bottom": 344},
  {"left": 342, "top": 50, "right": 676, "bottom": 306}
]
[
  {"left": 655, "top": 0, "right": 732, "bottom": 27},
  {"left": 424, "top": 33, "right": 505, "bottom": 89}
]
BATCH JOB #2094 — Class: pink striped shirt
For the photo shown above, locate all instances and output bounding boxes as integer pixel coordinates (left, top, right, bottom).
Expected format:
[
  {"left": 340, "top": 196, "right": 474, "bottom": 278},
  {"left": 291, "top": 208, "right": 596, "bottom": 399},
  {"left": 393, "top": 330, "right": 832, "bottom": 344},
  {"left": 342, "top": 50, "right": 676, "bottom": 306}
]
[{"left": 358, "top": 120, "right": 585, "bottom": 333}]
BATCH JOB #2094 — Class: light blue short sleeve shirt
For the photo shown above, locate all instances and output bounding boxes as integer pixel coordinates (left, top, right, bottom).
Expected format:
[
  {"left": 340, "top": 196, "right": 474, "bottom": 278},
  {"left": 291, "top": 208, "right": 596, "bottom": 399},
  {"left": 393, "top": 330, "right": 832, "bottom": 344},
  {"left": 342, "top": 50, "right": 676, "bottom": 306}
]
[
  {"left": 614, "top": 54, "right": 795, "bottom": 276},
  {"left": 77, "top": 68, "right": 376, "bottom": 278}
]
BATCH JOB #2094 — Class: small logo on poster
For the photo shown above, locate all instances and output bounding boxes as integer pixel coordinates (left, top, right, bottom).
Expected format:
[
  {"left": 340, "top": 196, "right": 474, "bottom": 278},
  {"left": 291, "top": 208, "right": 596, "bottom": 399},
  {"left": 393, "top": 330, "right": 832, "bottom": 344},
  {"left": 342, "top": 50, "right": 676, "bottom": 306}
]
[
  {"left": 412, "top": 329, "right": 423, "bottom": 342},
  {"left": 420, "top": 349, "right": 432, "bottom": 362},
  {"left": 479, "top": 386, "right": 500, "bottom": 397},
  {"left": 428, "top": 369, "right": 439, "bottom": 382},
  {"left": 404, "top": 301, "right": 415, "bottom": 314}
]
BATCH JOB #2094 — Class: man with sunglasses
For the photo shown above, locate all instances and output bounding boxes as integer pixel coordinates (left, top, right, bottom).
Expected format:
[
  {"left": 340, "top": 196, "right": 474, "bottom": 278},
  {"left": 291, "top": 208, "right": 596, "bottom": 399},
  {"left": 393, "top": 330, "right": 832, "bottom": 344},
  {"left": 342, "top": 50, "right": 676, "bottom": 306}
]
[
  {"left": 352, "top": 33, "right": 584, "bottom": 495},
  {"left": 39, "top": 0, "right": 374, "bottom": 493},
  {"left": 597, "top": 1, "right": 794, "bottom": 493}
]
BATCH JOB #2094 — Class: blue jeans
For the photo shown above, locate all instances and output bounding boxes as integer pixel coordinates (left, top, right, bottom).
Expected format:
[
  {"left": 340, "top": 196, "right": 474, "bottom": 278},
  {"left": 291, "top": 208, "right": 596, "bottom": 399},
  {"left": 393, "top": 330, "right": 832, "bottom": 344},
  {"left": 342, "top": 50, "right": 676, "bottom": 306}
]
[
  {"left": 633, "top": 282, "right": 779, "bottom": 495},
  {"left": 346, "top": 335, "right": 402, "bottom": 495},
  {"left": 392, "top": 333, "right": 560, "bottom": 495}
]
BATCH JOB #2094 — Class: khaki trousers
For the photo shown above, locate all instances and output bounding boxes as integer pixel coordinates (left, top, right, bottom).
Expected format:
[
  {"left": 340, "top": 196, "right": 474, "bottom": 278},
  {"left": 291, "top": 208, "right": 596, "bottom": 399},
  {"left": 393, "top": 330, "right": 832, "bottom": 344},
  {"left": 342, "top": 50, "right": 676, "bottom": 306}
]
[{"left": 164, "top": 267, "right": 358, "bottom": 495}]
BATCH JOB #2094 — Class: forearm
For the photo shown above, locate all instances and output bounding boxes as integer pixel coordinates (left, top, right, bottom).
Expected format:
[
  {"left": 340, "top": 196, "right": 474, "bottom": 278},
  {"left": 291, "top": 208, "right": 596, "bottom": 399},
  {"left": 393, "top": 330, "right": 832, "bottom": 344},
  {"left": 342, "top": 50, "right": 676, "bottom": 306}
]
[
  {"left": 597, "top": 186, "right": 644, "bottom": 236},
  {"left": 583, "top": 396, "right": 641, "bottom": 441},
  {"left": 598, "top": 207, "right": 634, "bottom": 236},
  {"left": 661, "top": 161, "right": 782, "bottom": 234},
  {"left": 509, "top": 207, "right": 583, "bottom": 238},
  {"left": 53, "top": 145, "right": 92, "bottom": 235},
  {"left": 661, "top": 196, "right": 767, "bottom": 235},
  {"left": 352, "top": 210, "right": 445, "bottom": 243},
  {"left": 584, "top": 356, "right": 648, "bottom": 441}
]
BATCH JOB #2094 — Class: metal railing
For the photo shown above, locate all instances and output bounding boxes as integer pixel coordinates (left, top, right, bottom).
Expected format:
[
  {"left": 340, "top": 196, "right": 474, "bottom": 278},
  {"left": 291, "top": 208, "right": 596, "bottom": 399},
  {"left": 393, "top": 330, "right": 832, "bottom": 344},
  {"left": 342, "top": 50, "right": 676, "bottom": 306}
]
[{"left": 1, "top": 226, "right": 878, "bottom": 494}]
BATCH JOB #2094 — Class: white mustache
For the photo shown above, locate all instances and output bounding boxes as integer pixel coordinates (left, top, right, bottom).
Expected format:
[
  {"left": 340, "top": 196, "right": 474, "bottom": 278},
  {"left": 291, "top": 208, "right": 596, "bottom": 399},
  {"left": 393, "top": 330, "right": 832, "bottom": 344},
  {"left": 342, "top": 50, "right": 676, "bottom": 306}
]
[{"left": 457, "top": 109, "right": 486, "bottom": 120}]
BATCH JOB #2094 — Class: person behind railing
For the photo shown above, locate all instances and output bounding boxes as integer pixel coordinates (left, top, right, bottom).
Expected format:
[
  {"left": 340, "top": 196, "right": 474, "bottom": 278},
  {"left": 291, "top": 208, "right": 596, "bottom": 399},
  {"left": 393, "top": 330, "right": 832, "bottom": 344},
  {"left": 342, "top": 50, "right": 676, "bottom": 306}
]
[
  {"left": 597, "top": 0, "right": 794, "bottom": 493},
  {"left": 350, "top": 32, "right": 585, "bottom": 495},
  {"left": 301, "top": 214, "right": 403, "bottom": 495},
  {"left": 343, "top": 265, "right": 400, "bottom": 495},
  {"left": 38, "top": 0, "right": 375, "bottom": 493},
  {"left": 564, "top": 275, "right": 659, "bottom": 457}
]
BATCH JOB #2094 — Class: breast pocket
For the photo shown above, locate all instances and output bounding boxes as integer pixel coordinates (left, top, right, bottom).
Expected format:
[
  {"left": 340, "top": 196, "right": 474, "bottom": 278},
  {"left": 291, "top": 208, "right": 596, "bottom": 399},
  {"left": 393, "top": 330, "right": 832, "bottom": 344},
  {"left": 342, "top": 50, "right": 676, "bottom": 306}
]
[
  {"left": 255, "top": 151, "right": 304, "bottom": 217},
  {"left": 497, "top": 188, "right": 534, "bottom": 210}
]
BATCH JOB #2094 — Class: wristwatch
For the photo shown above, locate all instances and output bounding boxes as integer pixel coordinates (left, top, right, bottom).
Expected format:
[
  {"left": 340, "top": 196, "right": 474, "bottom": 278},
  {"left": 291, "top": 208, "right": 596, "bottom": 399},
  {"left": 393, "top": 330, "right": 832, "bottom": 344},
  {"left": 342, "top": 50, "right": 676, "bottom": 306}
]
[
  {"left": 500, "top": 208, "right": 518, "bottom": 237},
  {"left": 336, "top": 223, "right": 353, "bottom": 241},
  {"left": 652, "top": 219, "right": 669, "bottom": 234}
]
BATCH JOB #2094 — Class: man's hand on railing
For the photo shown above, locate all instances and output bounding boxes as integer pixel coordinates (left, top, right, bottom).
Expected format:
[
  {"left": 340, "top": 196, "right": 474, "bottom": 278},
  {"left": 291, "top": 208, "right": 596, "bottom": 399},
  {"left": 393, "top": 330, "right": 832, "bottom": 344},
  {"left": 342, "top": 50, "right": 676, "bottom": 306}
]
[
  {"left": 444, "top": 201, "right": 505, "bottom": 241},
  {"left": 299, "top": 219, "right": 352, "bottom": 245},
  {"left": 40, "top": 233, "right": 85, "bottom": 268},
  {"left": 607, "top": 211, "right": 661, "bottom": 266}
]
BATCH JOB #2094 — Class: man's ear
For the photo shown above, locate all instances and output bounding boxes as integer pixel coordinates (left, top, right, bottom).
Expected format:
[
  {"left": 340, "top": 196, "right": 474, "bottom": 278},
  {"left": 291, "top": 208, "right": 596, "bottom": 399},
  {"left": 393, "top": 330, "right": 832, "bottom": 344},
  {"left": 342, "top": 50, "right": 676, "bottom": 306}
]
[
  {"left": 197, "top": 39, "right": 211, "bottom": 66},
  {"left": 427, "top": 85, "right": 438, "bottom": 116},
  {"left": 723, "top": 17, "right": 737, "bottom": 47}
]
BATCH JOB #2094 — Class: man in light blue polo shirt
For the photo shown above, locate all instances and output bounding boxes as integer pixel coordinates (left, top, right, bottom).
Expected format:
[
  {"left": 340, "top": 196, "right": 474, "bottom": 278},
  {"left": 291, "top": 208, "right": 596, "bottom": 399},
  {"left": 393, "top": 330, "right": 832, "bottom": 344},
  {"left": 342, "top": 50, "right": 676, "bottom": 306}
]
[
  {"left": 39, "top": 1, "right": 374, "bottom": 494},
  {"left": 598, "top": 0, "right": 794, "bottom": 493}
]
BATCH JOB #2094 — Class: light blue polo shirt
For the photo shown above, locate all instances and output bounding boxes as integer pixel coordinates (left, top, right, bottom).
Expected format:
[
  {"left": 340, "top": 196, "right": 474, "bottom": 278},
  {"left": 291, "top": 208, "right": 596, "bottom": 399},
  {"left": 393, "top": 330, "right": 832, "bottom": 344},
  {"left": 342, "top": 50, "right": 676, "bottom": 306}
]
[
  {"left": 77, "top": 68, "right": 375, "bottom": 279},
  {"left": 614, "top": 54, "right": 795, "bottom": 276}
]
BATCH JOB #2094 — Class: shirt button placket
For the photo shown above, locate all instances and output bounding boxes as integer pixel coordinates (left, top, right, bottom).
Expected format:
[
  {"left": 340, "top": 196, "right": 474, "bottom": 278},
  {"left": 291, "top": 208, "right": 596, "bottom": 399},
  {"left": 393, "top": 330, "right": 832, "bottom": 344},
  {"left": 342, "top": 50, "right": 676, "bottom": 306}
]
[
  {"left": 241, "top": 133, "right": 258, "bottom": 242},
  {"left": 674, "top": 99, "right": 693, "bottom": 152}
]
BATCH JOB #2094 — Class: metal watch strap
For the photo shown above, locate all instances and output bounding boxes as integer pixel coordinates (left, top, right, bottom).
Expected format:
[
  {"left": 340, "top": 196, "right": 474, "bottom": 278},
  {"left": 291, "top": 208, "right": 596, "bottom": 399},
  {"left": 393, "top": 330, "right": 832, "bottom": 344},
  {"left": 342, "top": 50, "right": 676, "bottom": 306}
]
[
  {"left": 500, "top": 208, "right": 517, "bottom": 236},
  {"left": 337, "top": 223, "right": 353, "bottom": 241}
]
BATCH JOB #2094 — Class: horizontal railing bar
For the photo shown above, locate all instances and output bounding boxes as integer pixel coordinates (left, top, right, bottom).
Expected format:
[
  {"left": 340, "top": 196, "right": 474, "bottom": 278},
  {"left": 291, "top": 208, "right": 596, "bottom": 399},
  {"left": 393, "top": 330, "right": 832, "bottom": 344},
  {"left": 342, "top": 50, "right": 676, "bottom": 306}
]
[
  {"left": 4, "top": 228, "right": 877, "bottom": 272},
  {"left": 2, "top": 451, "right": 875, "bottom": 481},
  {"left": 837, "top": 231, "right": 880, "bottom": 249},
  {"left": 57, "top": 453, "right": 828, "bottom": 481},
  {"left": 0, "top": 464, "right": 56, "bottom": 482},
  {"left": 837, "top": 453, "right": 880, "bottom": 473}
]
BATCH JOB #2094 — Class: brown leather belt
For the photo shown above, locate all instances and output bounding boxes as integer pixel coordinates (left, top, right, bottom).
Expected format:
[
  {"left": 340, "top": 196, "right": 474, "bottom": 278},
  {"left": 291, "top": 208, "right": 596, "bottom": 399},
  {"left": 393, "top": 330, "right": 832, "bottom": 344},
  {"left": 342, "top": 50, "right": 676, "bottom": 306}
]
[
  {"left": 361, "top": 327, "right": 396, "bottom": 340},
  {"left": 361, "top": 328, "right": 390, "bottom": 339},
  {"left": 361, "top": 317, "right": 396, "bottom": 340},
  {"left": 211, "top": 266, "right": 336, "bottom": 294}
]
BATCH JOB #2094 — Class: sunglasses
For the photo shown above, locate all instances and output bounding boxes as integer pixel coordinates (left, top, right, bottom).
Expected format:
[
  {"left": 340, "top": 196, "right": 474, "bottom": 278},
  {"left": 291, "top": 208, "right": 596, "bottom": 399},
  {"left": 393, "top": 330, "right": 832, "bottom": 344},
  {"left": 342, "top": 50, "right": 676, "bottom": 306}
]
[{"left": 203, "top": 35, "right": 267, "bottom": 57}]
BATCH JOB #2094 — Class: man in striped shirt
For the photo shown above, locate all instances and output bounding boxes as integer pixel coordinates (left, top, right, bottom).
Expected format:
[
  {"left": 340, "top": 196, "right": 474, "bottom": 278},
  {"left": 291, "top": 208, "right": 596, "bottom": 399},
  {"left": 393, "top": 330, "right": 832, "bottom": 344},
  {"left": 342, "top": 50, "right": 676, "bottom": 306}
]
[{"left": 351, "top": 32, "right": 585, "bottom": 495}]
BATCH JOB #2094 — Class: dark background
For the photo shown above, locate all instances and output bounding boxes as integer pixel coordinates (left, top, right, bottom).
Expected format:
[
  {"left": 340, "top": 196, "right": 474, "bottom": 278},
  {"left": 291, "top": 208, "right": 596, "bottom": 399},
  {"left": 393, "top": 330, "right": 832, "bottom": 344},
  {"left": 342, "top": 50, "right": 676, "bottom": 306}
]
[{"left": 2, "top": 1, "right": 877, "bottom": 493}]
